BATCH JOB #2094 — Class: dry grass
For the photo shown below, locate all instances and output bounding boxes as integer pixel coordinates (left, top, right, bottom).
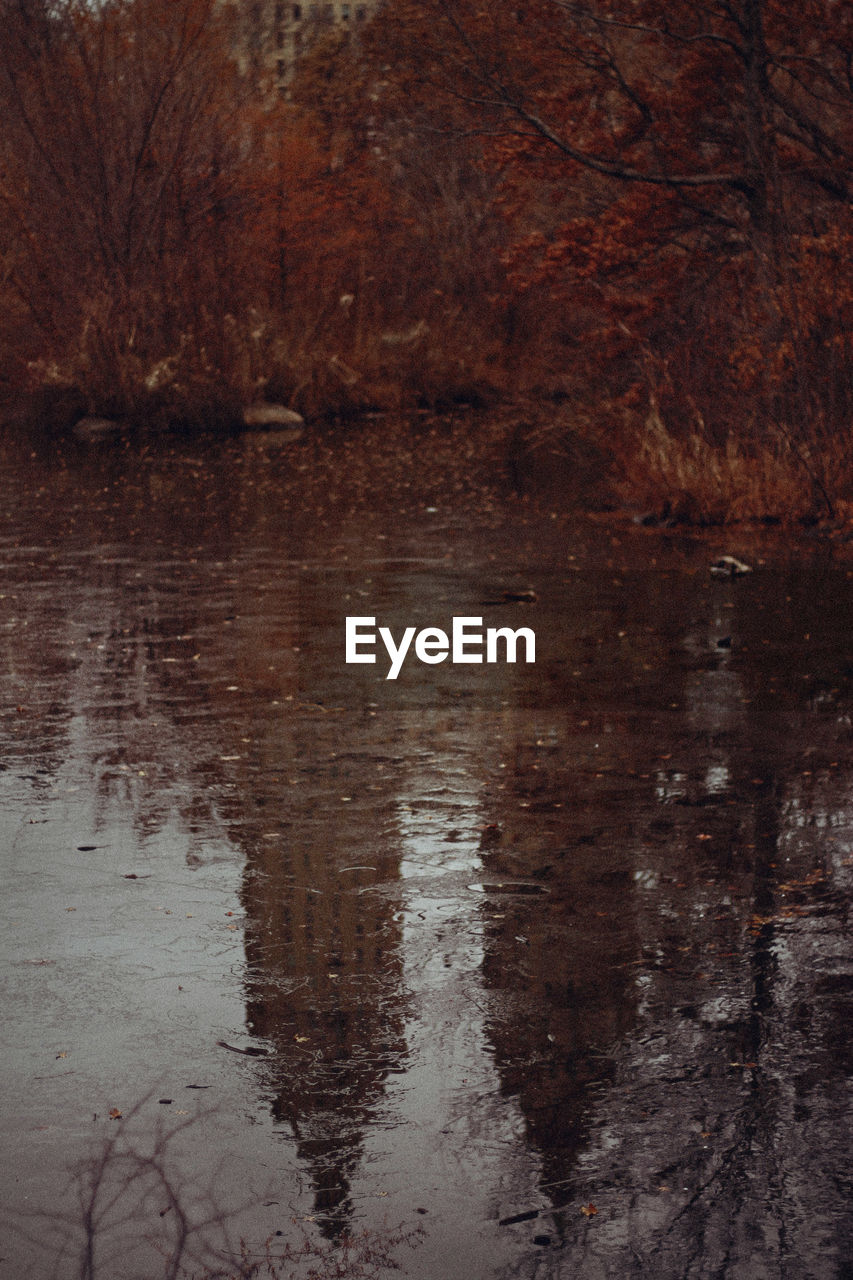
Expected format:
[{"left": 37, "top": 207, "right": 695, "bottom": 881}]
[{"left": 616, "top": 410, "right": 851, "bottom": 524}]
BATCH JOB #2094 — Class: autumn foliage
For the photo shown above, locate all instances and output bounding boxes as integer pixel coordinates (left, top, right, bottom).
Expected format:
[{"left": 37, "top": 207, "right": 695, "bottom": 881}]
[
  {"left": 0, "top": 0, "right": 850, "bottom": 519},
  {"left": 375, "top": 0, "right": 853, "bottom": 517}
]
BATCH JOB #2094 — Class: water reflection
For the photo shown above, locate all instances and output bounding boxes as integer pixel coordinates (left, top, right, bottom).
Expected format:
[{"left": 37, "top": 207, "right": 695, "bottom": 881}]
[
  {"left": 239, "top": 727, "right": 408, "bottom": 1235},
  {"left": 1, "top": 437, "right": 852, "bottom": 1277}
]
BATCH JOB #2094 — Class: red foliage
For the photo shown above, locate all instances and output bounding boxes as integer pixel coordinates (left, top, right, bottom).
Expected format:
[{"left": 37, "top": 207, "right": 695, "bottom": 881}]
[{"left": 381, "top": 0, "right": 853, "bottom": 441}]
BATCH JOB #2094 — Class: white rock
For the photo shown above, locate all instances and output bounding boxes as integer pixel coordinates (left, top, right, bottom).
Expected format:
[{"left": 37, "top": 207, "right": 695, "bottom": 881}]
[
  {"left": 380, "top": 319, "right": 428, "bottom": 346},
  {"left": 242, "top": 402, "right": 304, "bottom": 429},
  {"left": 72, "top": 415, "right": 123, "bottom": 440},
  {"left": 710, "top": 555, "right": 752, "bottom": 578}
]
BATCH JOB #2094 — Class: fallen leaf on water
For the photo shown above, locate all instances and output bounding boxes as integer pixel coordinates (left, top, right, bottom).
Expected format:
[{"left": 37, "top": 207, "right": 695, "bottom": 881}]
[
  {"left": 108, "top": 1108, "right": 122, "bottom": 1120},
  {"left": 580, "top": 1203, "right": 598, "bottom": 1217}
]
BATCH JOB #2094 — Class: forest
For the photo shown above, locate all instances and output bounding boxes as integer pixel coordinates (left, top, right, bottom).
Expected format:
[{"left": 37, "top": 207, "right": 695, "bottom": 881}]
[{"left": 0, "top": 0, "right": 850, "bottom": 522}]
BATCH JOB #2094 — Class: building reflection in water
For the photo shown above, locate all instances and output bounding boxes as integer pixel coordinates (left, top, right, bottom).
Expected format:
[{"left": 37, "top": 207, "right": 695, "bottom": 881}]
[
  {"left": 238, "top": 710, "right": 505, "bottom": 1235},
  {"left": 240, "top": 755, "right": 408, "bottom": 1235}
]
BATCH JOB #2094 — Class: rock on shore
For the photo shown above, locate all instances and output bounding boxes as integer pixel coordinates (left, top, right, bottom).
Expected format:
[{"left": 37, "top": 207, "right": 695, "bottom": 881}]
[{"left": 242, "top": 402, "right": 305, "bottom": 431}]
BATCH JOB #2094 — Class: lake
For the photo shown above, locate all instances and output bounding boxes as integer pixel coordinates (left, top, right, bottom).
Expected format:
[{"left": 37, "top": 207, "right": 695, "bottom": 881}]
[{"left": 2, "top": 427, "right": 852, "bottom": 1279}]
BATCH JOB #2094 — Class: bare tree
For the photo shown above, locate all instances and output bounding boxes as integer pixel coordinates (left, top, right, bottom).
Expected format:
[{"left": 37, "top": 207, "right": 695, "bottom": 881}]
[{"left": 0, "top": 0, "right": 268, "bottom": 418}]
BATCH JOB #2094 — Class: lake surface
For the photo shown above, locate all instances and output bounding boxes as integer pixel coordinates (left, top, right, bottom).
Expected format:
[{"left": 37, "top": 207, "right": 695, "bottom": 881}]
[{"left": 1, "top": 430, "right": 852, "bottom": 1279}]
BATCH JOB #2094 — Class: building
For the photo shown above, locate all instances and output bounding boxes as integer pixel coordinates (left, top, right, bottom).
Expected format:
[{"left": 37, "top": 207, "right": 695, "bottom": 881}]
[{"left": 230, "top": 1, "right": 384, "bottom": 93}]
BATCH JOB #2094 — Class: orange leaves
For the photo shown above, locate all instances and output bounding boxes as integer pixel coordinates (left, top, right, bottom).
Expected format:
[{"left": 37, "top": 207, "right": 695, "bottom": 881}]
[
  {"left": 3, "top": 0, "right": 850, "bottom": 440},
  {"left": 375, "top": 0, "right": 853, "bottom": 453}
]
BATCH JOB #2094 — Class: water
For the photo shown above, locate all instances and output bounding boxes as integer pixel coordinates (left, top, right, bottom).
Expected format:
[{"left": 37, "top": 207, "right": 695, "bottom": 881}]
[{"left": 1, "top": 431, "right": 852, "bottom": 1278}]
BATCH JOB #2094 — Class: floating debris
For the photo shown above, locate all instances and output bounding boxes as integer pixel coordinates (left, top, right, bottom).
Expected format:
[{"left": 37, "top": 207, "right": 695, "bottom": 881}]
[
  {"left": 481, "top": 588, "right": 538, "bottom": 605},
  {"left": 710, "top": 556, "right": 752, "bottom": 578},
  {"left": 216, "top": 1040, "right": 269, "bottom": 1058},
  {"left": 467, "top": 881, "right": 549, "bottom": 896},
  {"left": 499, "top": 1209, "right": 540, "bottom": 1227}
]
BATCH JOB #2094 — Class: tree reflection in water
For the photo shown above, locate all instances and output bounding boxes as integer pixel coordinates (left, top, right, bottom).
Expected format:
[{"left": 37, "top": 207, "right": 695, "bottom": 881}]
[{"left": 0, "top": 438, "right": 851, "bottom": 1277}]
